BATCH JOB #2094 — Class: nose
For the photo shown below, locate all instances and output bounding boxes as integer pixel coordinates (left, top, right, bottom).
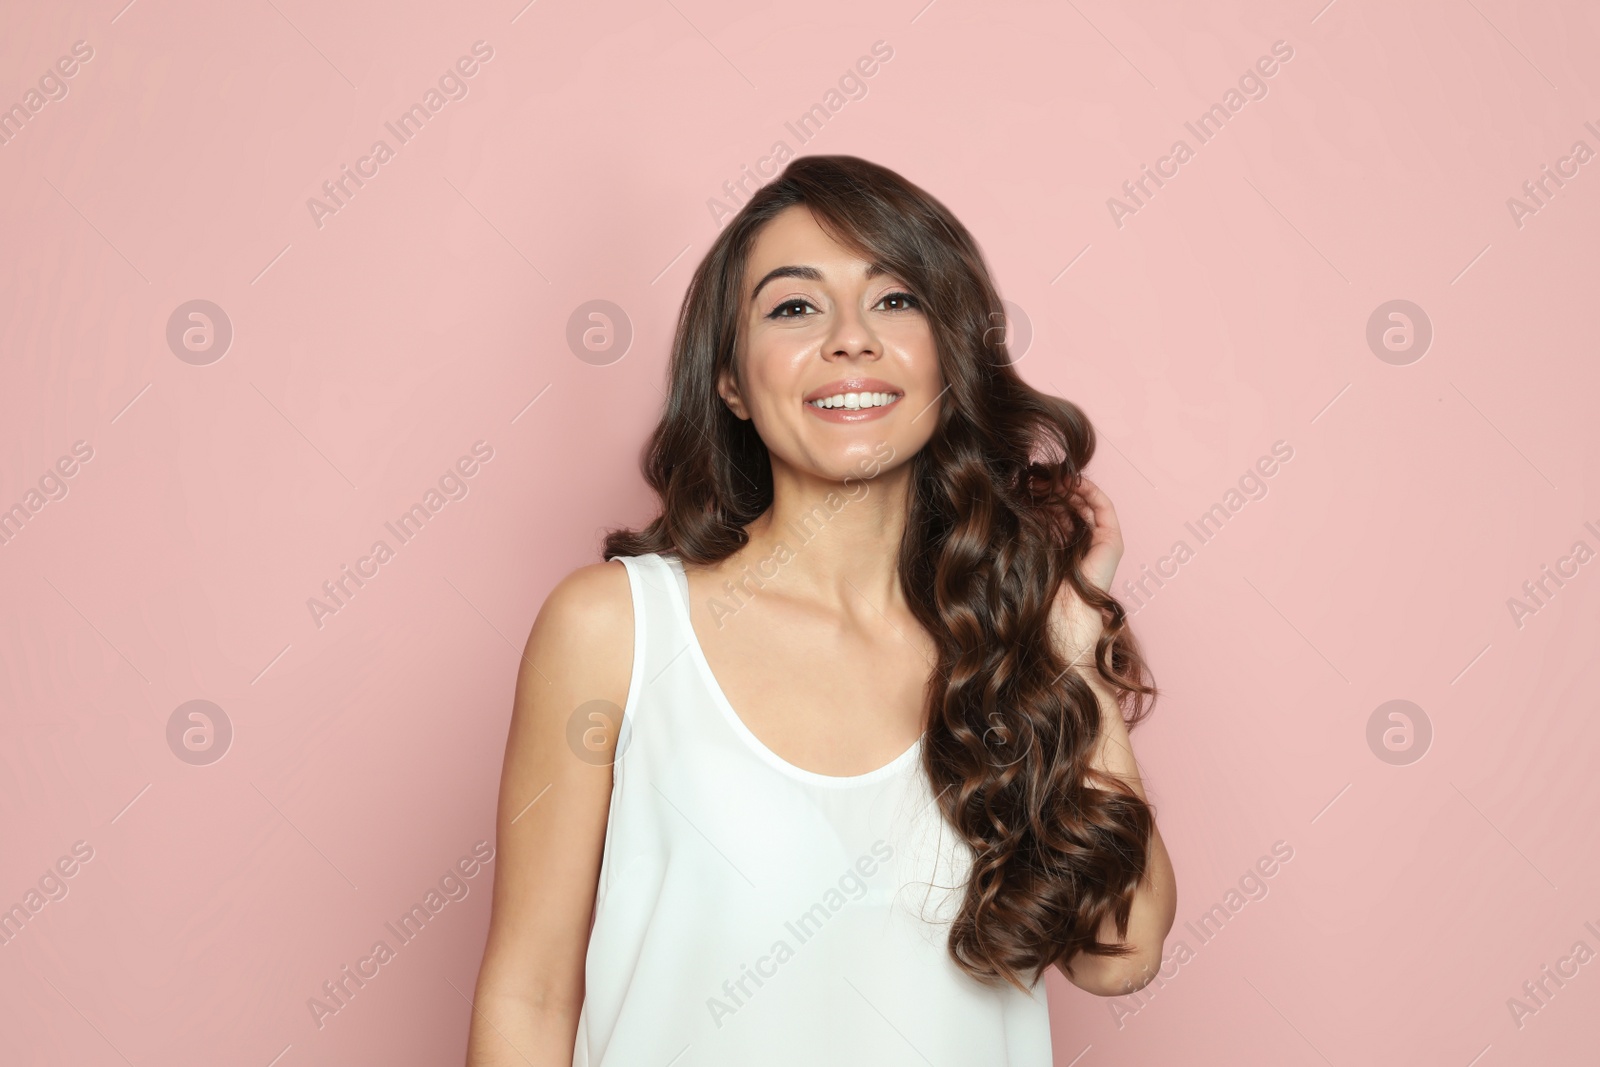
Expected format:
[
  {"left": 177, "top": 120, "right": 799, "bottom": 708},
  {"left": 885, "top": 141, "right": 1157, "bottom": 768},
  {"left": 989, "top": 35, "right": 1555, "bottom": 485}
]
[{"left": 822, "top": 300, "right": 879, "bottom": 362}]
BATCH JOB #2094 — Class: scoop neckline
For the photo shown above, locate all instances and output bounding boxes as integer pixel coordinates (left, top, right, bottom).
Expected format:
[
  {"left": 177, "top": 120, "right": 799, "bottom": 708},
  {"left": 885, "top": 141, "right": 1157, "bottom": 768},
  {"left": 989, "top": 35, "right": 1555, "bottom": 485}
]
[{"left": 657, "top": 553, "right": 924, "bottom": 789}]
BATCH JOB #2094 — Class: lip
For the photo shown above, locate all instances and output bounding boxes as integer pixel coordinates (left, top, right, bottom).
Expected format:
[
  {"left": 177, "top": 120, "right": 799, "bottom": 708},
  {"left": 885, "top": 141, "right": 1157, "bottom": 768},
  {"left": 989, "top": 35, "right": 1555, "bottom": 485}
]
[
  {"left": 802, "top": 377, "right": 903, "bottom": 403},
  {"left": 802, "top": 377, "right": 905, "bottom": 424}
]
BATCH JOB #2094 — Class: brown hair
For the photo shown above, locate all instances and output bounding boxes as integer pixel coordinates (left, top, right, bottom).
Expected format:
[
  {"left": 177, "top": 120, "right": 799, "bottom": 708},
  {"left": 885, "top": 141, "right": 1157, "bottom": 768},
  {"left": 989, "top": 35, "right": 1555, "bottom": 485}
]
[{"left": 602, "top": 154, "right": 1158, "bottom": 990}]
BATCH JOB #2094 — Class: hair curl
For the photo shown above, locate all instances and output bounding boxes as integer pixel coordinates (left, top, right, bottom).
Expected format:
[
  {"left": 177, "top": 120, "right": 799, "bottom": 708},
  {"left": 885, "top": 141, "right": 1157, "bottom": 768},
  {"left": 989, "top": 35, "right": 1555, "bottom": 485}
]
[{"left": 602, "top": 154, "right": 1158, "bottom": 990}]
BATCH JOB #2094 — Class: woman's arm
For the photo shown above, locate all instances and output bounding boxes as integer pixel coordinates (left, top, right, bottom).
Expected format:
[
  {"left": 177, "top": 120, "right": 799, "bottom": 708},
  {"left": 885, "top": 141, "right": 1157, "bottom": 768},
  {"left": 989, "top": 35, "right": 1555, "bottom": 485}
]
[
  {"left": 1055, "top": 658, "right": 1177, "bottom": 996},
  {"left": 465, "top": 562, "right": 634, "bottom": 1065},
  {"left": 1049, "top": 476, "right": 1178, "bottom": 997}
]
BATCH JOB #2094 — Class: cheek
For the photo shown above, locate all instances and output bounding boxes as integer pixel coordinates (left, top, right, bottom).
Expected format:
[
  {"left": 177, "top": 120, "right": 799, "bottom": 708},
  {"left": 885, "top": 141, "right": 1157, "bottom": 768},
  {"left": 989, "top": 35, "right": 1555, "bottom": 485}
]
[
  {"left": 742, "top": 337, "right": 811, "bottom": 400},
  {"left": 747, "top": 376, "right": 801, "bottom": 430},
  {"left": 887, "top": 327, "right": 941, "bottom": 386}
]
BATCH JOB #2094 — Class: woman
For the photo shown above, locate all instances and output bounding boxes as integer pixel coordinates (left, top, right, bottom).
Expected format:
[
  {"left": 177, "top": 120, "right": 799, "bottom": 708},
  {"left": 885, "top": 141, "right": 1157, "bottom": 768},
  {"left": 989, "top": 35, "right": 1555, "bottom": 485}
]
[{"left": 466, "top": 155, "right": 1176, "bottom": 1066}]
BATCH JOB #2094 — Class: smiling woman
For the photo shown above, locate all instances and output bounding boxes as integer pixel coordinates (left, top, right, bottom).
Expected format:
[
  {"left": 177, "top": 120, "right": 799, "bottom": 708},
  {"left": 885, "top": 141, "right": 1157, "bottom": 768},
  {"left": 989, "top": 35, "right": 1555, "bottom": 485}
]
[{"left": 467, "top": 155, "right": 1177, "bottom": 1067}]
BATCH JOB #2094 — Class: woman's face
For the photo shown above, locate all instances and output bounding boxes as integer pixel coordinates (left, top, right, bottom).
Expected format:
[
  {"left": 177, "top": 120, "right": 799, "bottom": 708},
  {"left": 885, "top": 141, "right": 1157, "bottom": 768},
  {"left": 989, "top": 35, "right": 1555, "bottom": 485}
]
[{"left": 719, "top": 204, "right": 944, "bottom": 483}]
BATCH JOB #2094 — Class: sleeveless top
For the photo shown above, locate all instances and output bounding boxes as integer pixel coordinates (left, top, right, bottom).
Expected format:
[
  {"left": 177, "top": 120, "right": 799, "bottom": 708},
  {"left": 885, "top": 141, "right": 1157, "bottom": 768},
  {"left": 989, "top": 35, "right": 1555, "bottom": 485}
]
[{"left": 571, "top": 552, "right": 1053, "bottom": 1066}]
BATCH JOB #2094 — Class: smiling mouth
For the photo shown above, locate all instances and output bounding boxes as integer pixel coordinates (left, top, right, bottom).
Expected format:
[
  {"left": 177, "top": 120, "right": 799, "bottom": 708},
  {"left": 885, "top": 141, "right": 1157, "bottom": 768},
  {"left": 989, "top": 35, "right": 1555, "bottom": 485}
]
[{"left": 804, "top": 390, "right": 903, "bottom": 410}]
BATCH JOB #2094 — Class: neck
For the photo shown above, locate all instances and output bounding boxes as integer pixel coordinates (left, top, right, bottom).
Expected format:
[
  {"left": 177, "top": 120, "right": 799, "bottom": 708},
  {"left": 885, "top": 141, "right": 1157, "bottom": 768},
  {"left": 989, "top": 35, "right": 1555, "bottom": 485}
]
[{"left": 732, "top": 459, "right": 913, "bottom": 611}]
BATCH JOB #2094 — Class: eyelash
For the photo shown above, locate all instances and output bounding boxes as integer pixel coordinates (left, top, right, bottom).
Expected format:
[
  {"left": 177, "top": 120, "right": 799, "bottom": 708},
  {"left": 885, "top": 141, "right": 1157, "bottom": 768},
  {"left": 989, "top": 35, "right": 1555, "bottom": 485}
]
[{"left": 766, "top": 290, "right": 922, "bottom": 319}]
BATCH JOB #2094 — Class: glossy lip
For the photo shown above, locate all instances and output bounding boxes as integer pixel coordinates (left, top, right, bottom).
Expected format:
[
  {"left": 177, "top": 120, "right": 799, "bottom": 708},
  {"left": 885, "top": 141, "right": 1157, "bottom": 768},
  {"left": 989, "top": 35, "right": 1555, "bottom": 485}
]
[
  {"left": 800, "top": 382, "right": 902, "bottom": 422},
  {"left": 802, "top": 377, "right": 903, "bottom": 403}
]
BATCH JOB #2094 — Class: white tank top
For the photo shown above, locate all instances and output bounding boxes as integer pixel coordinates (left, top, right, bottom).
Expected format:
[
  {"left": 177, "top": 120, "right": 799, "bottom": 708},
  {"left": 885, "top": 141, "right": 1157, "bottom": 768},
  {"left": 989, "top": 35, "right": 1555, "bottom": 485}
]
[{"left": 572, "top": 552, "right": 1053, "bottom": 1066}]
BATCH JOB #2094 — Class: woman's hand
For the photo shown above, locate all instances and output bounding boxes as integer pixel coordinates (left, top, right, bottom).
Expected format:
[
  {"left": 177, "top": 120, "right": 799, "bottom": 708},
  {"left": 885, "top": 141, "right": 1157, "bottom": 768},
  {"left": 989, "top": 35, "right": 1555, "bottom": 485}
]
[
  {"left": 1044, "top": 474, "right": 1177, "bottom": 998},
  {"left": 1049, "top": 474, "right": 1123, "bottom": 668},
  {"left": 1071, "top": 474, "right": 1123, "bottom": 595}
]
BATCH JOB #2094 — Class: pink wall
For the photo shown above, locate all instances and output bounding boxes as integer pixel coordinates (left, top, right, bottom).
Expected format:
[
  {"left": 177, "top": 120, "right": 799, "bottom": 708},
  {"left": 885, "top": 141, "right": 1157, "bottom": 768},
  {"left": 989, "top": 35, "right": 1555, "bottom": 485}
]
[{"left": 3, "top": 1, "right": 1598, "bottom": 1063}]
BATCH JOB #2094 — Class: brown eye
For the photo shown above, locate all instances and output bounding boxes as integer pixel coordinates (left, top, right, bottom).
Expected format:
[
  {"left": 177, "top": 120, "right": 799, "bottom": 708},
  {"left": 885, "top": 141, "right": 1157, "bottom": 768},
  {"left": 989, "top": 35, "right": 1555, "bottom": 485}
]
[
  {"left": 878, "top": 291, "right": 920, "bottom": 311},
  {"left": 768, "top": 298, "right": 816, "bottom": 319}
]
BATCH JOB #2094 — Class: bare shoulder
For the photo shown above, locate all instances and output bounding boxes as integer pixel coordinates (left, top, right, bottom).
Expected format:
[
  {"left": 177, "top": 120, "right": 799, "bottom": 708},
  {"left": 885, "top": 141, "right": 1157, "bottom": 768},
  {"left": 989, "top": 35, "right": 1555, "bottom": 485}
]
[
  {"left": 519, "top": 559, "right": 635, "bottom": 710},
  {"left": 476, "top": 558, "right": 636, "bottom": 1023},
  {"left": 536, "top": 559, "right": 633, "bottom": 636}
]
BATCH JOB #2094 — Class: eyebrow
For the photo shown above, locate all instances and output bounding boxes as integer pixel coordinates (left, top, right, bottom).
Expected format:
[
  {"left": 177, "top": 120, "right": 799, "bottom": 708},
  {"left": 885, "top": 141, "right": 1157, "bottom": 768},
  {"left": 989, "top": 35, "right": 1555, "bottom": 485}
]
[{"left": 750, "top": 262, "right": 887, "bottom": 302}]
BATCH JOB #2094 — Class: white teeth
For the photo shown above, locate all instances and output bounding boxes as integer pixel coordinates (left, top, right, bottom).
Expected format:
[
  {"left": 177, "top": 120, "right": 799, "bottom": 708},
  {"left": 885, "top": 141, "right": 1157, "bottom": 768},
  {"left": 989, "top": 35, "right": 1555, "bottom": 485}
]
[{"left": 808, "top": 391, "right": 899, "bottom": 410}]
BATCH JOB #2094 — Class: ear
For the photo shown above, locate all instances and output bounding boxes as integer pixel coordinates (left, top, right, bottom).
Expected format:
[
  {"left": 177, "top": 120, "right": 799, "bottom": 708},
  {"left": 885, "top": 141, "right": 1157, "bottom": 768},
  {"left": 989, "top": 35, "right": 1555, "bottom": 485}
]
[{"left": 717, "top": 363, "right": 751, "bottom": 421}]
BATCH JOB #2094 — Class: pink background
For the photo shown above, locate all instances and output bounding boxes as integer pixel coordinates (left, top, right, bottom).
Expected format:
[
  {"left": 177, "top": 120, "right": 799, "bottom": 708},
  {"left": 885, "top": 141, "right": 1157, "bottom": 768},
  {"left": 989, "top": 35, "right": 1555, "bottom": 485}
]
[{"left": 3, "top": 0, "right": 1599, "bottom": 1063}]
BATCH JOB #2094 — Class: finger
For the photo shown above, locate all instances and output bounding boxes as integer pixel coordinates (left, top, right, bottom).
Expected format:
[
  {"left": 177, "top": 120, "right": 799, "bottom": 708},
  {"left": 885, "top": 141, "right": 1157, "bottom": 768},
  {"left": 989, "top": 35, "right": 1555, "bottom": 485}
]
[
  {"left": 1074, "top": 483, "right": 1117, "bottom": 523},
  {"left": 1073, "top": 477, "right": 1110, "bottom": 506},
  {"left": 1069, "top": 490, "right": 1105, "bottom": 522},
  {"left": 1075, "top": 497, "right": 1121, "bottom": 544}
]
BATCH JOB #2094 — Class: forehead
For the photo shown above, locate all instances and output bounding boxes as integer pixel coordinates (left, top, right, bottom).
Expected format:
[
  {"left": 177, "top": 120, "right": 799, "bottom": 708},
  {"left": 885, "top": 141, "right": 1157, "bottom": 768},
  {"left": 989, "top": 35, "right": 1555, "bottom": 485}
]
[
  {"left": 746, "top": 206, "right": 876, "bottom": 269},
  {"left": 742, "top": 205, "right": 884, "bottom": 297}
]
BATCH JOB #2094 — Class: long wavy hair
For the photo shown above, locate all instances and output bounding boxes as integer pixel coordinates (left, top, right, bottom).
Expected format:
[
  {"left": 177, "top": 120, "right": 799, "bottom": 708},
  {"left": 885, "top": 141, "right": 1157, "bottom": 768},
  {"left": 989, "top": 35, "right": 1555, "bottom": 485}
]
[{"left": 602, "top": 154, "right": 1158, "bottom": 990}]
